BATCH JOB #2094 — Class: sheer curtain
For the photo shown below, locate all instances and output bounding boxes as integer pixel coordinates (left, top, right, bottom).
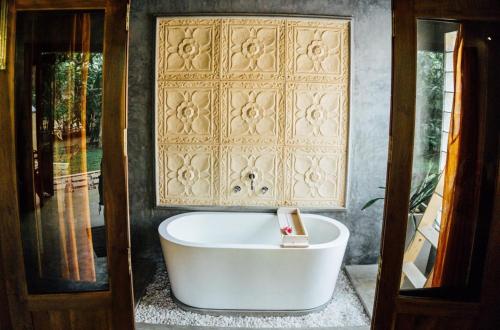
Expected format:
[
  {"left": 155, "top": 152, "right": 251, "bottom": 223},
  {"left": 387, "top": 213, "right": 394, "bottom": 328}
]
[
  {"left": 432, "top": 25, "right": 482, "bottom": 288},
  {"left": 52, "top": 13, "right": 96, "bottom": 282}
]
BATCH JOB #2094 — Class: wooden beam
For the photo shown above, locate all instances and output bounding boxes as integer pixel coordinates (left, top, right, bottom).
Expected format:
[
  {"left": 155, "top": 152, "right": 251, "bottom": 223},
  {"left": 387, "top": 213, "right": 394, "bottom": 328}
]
[
  {"left": 0, "top": 0, "right": 32, "bottom": 328},
  {"left": 415, "top": 0, "right": 500, "bottom": 21},
  {"left": 478, "top": 166, "right": 500, "bottom": 327},
  {"left": 0, "top": 257, "right": 12, "bottom": 329},
  {"left": 102, "top": 0, "right": 135, "bottom": 329},
  {"left": 477, "top": 22, "right": 500, "bottom": 327},
  {"left": 0, "top": 0, "right": 7, "bottom": 70},
  {"left": 15, "top": 0, "right": 105, "bottom": 10},
  {"left": 27, "top": 291, "right": 112, "bottom": 311},
  {"left": 402, "top": 263, "right": 427, "bottom": 288},
  {"left": 396, "top": 296, "right": 480, "bottom": 318},
  {"left": 372, "top": 0, "right": 416, "bottom": 329}
]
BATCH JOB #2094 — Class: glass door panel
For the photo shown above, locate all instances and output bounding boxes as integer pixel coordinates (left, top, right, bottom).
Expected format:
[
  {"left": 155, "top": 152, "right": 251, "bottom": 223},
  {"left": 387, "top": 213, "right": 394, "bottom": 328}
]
[
  {"left": 401, "top": 19, "right": 498, "bottom": 291},
  {"left": 16, "top": 11, "right": 107, "bottom": 293},
  {"left": 399, "top": 20, "right": 459, "bottom": 290}
]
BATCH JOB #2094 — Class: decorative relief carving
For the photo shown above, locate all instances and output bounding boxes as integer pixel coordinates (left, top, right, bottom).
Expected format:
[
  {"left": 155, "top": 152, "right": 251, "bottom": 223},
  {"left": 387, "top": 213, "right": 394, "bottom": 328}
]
[
  {"left": 285, "top": 146, "right": 346, "bottom": 207},
  {"left": 287, "top": 20, "right": 349, "bottom": 83},
  {"left": 286, "top": 83, "right": 347, "bottom": 148},
  {"left": 221, "top": 82, "right": 283, "bottom": 145},
  {"left": 157, "top": 144, "right": 219, "bottom": 205},
  {"left": 157, "top": 81, "right": 219, "bottom": 144},
  {"left": 155, "top": 17, "right": 350, "bottom": 208},
  {"left": 157, "top": 18, "right": 220, "bottom": 80},
  {"left": 221, "top": 18, "right": 285, "bottom": 81},
  {"left": 220, "top": 146, "right": 283, "bottom": 206}
]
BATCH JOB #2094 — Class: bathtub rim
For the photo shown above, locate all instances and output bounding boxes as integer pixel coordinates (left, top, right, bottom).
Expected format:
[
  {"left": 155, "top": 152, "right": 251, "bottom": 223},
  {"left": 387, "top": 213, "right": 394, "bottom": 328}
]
[{"left": 158, "top": 211, "right": 349, "bottom": 250}]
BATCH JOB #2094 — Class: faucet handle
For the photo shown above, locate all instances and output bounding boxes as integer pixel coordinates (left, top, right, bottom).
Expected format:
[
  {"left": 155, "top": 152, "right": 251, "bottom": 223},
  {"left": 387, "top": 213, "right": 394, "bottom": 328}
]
[{"left": 248, "top": 172, "right": 256, "bottom": 191}]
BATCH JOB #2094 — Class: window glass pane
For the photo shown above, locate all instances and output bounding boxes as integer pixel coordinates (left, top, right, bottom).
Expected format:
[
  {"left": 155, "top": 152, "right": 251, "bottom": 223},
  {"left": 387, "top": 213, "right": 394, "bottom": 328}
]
[
  {"left": 16, "top": 11, "right": 107, "bottom": 293},
  {"left": 400, "top": 20, "right": 459, "bottom": 290},
  {"left": 400, "top": 18, "right": 500, "bottom": 295}
]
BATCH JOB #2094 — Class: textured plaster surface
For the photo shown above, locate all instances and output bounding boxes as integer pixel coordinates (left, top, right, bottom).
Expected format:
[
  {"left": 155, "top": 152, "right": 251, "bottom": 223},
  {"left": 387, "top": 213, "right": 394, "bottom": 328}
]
[{"left": 128, "top": 0, "right": 391, "bottom": 265}]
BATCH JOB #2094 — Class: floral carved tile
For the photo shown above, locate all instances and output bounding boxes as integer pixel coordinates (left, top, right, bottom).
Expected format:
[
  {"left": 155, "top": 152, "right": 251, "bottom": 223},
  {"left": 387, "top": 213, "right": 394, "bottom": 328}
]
[
  {"left": 156, "top": 18, "right": 220, "bottom": 80},
  {"left": 221, "top": 82, "right": 283, "bottom": 145},
  {"left": 157, "top": 144, "right": 219, "bottom": 206},
  {"left": 285, "top": 146, "right": 346, "bottom": 207},
  {"left": 154, "top": 17, "right": 350, "bottom": 208},
  {"left": 222, "top": 18, "right": 285, "bottom": 80},
  {"left": 157, "top": 81, "right": 219, "bottom": 144},
  {"left": 220, "top": 146, "right": 283, "bottom": 206},
  {"left": 287, "top": 20, "right": 349, "bottom": 83},
  {"left": 286, "top": 83, "right": 348, "bottom": 148}
]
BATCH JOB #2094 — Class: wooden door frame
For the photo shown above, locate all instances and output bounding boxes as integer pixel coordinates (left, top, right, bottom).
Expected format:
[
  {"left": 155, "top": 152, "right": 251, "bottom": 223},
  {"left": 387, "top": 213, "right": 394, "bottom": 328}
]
[
  {"left": 373, "top": 0, "right": 500, "bottom": 329},
  {"left": 0, "top": 0, "right": 134, "bottom": 329}
]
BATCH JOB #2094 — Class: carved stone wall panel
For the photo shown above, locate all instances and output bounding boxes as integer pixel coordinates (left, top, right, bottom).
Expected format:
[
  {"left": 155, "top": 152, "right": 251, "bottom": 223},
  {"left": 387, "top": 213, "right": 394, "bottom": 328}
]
[
  {"left": 286, "top": 19, "right": 349, "bottom": 83},
  {"left": 221, "top": 18, "right": 285, "bottom": 81},
  {"left": 220, "top": 146, "right": 283, "bottom": 206},
  {"left": 285, "top": 82, "right": 347, "bottom": 148},
  {"left": 285, "top": 146, "right": 346, "bottom": 207},
  {"left": 156, "top": 18, "right": 220, "bottom": 80},
  {"left": 221, "top": 81, "right": 284, "bottom": 145},
  {"left": 157, "top": 144, "right": 219, "bottom": 206},
  {"left": 155, "top": 16, "right": 350, "bottom": 208},
  {"left": 157, "top": 81, "right": 219, "bottom": 144}
]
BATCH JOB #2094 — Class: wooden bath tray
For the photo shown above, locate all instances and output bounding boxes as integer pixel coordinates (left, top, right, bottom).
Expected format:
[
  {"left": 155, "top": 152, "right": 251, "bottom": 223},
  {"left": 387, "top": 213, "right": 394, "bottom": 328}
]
[{"left": 277, "top": 207, "right": 309, "bottom": 248}]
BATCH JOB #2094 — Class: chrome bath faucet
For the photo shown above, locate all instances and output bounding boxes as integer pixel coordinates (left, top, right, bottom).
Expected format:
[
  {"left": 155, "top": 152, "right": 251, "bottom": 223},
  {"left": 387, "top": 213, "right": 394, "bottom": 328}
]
[{"left": 248, "top": 172, "right": 256, "bottom": 191}]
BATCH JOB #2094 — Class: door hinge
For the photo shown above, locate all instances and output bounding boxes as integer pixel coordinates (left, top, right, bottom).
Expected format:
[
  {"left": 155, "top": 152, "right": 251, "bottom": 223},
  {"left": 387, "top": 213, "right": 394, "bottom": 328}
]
[{"left": 126, "top": 3, "right": 130, "bottom": 31}]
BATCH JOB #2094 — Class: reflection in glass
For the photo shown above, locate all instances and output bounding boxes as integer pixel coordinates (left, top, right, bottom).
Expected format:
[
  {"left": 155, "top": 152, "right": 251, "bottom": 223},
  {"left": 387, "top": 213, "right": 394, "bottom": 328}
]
[
  {"left": 401, "top": 19, "right": 498, "bottom": 291},
  {"left": 400, "top": 20, "right": 459, "bottom": 290},
  {"left": 16, "top": 11, "right": 107, "bottom": 293}
]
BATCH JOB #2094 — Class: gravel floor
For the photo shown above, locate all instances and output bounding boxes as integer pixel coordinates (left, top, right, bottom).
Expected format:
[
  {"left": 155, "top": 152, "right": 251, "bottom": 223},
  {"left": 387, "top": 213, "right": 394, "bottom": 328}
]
[{"left": 135, "top": 264, "right": 370, "bottom": 328}]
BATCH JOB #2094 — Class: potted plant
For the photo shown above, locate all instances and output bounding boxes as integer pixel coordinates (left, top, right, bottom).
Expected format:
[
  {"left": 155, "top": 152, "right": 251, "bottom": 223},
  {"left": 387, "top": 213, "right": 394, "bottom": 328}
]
[{"left": 362, "top": 168, "right": 441, "bottom": 244}]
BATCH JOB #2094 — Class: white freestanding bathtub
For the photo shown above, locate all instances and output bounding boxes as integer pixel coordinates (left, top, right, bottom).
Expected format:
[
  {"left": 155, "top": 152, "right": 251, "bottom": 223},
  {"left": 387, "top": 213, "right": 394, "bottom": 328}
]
[{"left": 158, "top": 212, "right": 349, "bottom": 311}]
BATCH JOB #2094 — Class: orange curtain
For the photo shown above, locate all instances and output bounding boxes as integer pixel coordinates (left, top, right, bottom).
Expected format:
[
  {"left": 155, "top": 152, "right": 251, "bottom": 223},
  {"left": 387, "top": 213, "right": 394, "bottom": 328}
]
[
  {"left": 432, "top": 25, "right": 481, "bottom": 287},
  {"left": 54, "top": 13, "right": 96, "bottom": 282}
]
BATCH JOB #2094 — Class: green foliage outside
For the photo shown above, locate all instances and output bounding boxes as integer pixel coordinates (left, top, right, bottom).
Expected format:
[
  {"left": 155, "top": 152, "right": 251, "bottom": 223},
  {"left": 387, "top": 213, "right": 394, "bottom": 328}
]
[
  {"left": 50, "top": 52, "right": 103, "bottom": 174},
  {"left": 415, "top": 50, "right": 444, "bottom": 177},
  {"left": 362, "top": 51, "right": 444, "bottom": 216},
  {"left": 52, "top": 52, "right": 103, "bottom": 129},
  {"left": 53, "top": 138, "right": 102, "bottom": 175}
]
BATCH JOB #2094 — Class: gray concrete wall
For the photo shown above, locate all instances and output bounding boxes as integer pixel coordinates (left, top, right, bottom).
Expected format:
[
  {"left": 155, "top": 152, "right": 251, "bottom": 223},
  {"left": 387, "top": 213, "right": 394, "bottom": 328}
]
[{"left": 128, "top": 0, "right": 391, "bottom": 265}]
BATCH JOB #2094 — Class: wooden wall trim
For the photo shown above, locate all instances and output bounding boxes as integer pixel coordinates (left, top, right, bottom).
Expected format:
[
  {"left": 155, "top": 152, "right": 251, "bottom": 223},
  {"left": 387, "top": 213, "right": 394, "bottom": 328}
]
[
  {"left": 1, "top": 1, "right": 134, "bottom": 329},
  {"left": 102, "top": 0, "right": 135, "bottom": 329},
  {"left": 374, "top": 1, "right": 500, "bottom": 329},
  {"left": 478, "top": 100, "right": 500, "bottom": 327},
  {"left": 15, "top": 0, "right": 105, "bottom": 11},
  {"left": 414, "top": 1, "right": 500, "bottom": 21},
  {"left": 0, "top": 257, "right": 12, "bottom": 329},
  {"left": 27, "top": 291, "right": 112, "bottom": 311},
  {"left": 371, "top": 0, "right": 416, "bottom": 329},
  {"left": 395, "top": 296, "right": 480, "bottom": 318},
  {"left": 0, "top": 1, "right": 32, "bottom": 329}
]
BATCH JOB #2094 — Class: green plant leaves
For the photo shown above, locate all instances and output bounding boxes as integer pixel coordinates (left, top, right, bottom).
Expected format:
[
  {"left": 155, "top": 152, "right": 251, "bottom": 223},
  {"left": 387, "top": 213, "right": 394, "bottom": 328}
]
[{"left": 361, "top": 197, "right": 384, "bottom": 210}]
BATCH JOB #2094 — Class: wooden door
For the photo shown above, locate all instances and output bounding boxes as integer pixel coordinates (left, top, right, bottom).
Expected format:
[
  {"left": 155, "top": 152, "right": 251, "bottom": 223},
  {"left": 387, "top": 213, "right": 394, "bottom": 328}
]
[
  {"left": 373, "top": 0, "right": 500, "bottom": 329},
  {"left": 0, "top": 0, "right": 134, "bottom": 329}
]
